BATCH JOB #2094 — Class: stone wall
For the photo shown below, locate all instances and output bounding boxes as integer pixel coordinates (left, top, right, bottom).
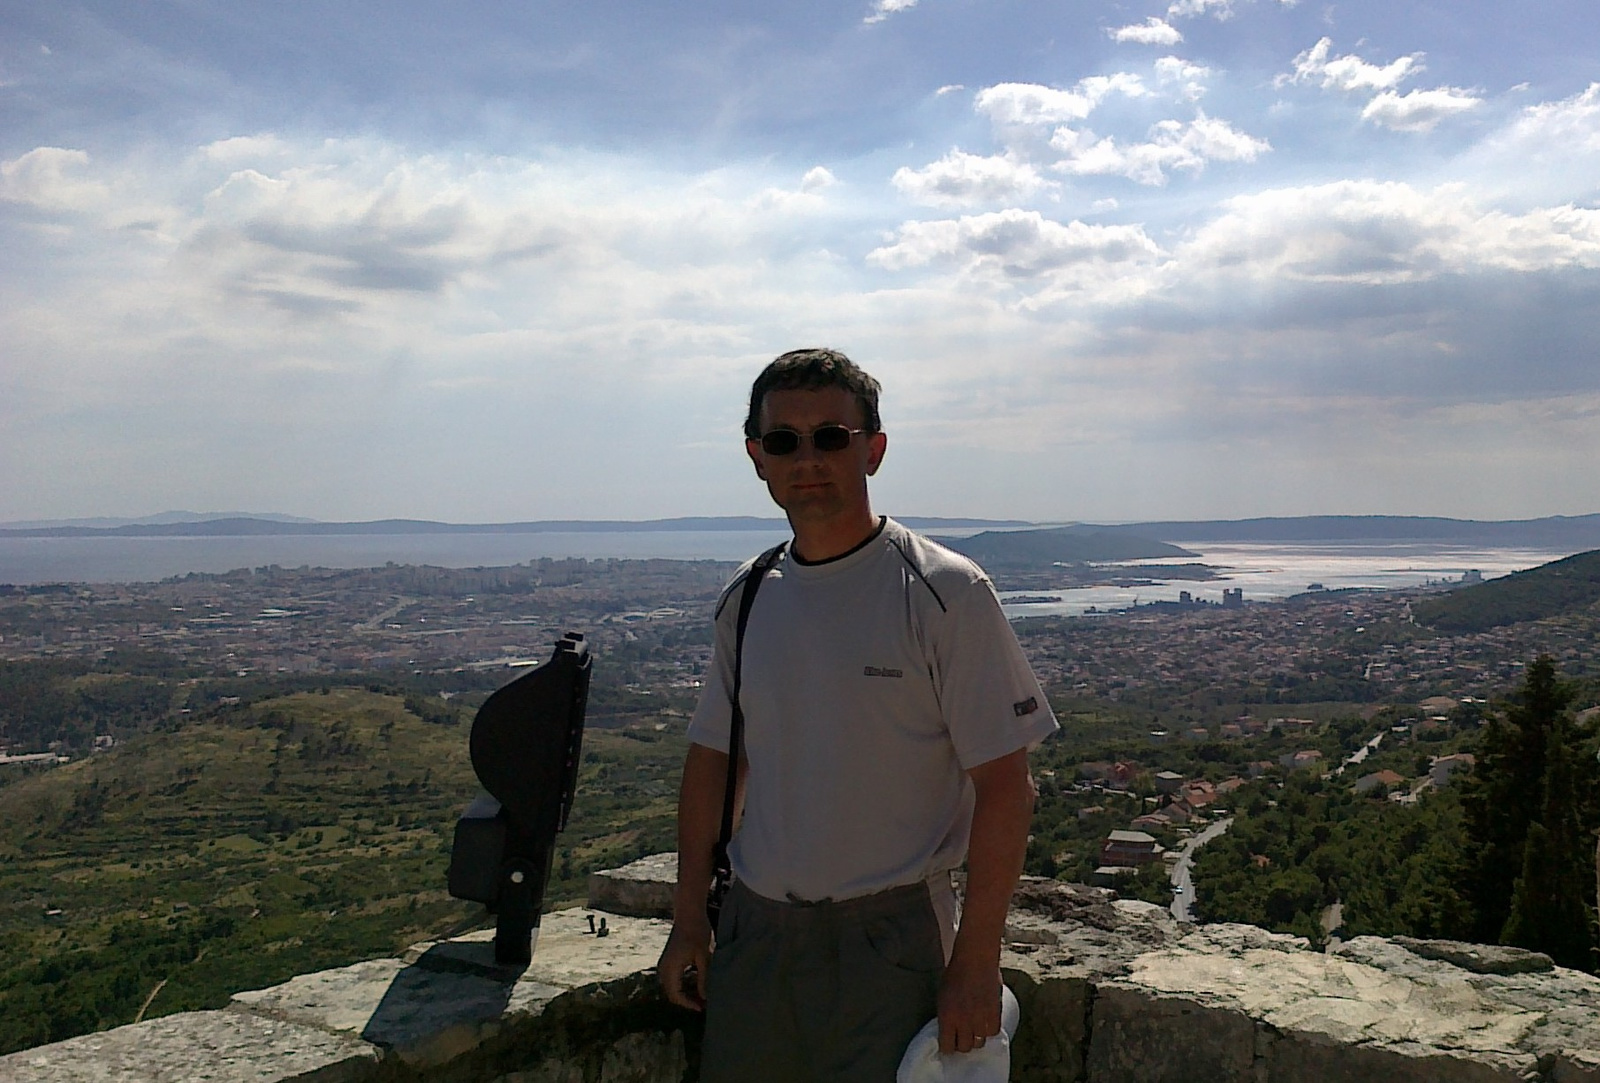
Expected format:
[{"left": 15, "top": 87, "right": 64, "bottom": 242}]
[{"left": 4, "top": 855, "right": 1598, "bottom": 1083}]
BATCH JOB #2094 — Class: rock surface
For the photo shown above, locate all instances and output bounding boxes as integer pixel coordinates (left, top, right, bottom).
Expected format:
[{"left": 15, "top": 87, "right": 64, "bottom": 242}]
[
  {"left": 585, "top": 853, "right": 677, "bottom": 919},
  {"left": 0, "top": 1008, "right": 380, "bottom": 1082},
  {"left": 3, "top": 863, "right": 1598, "bottom": 1083},
  {"left": 997, "top": 879, "right": 1600, "bottom": 1083}
]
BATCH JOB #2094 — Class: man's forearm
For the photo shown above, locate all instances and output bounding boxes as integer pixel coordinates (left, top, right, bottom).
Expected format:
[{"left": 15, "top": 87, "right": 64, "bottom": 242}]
[
  {"left": 937, "top": 748, "right": 1036, "bottom": 1052},
  {"left": 672, "top": 742, "right": 734, "bottom": 923},
  {"left": 659, "top": 742, "right": 736, "bottom": 1010},
  {"left": 952, "top": 749, "right": 1036, "bottom": 966}
]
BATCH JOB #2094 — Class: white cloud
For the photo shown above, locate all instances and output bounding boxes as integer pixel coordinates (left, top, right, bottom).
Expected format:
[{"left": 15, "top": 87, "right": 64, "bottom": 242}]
[
  {"left": 1080, "top": 73, "right": 1153, "bottom": 106},
  {"left": 1167, "top": 0, "right": 1234, "bottom": 20},
  {"left": 867, "top": 209, "right": 1162, "bottom": 278},
  {"left": 1361, "top": 87, "right": 1482, "bottom": 132},
  {"left": 891, "top": 151, "right": 1053, "bottom": 207},
  {"left": 1502, "top": 83, "right": 1600, "bottom": 153},
  {"left": 935, "top": 84, "right": 966, "bottom": 96},
  {"left": 1279, "top": 39, "right": 1479, "bottom": 136},
  {"left": 975, "top": 76, "right": 1147, "bottom": 128},
  {"left": 188, "top": 160, "right": 536, "bottom": 306},
  {"left": 2, "top": 137, "right": 881, "bottom": 389},
  {"left": 0, "top": 147, "right": 111, "bottom": 212},
  {"left": 1178, "top": 180, "right": 1600, "bottom": 285},
  {"left": 976, "top": 83, "right": 1094, "bottom": 126},
  {"left": 1051, "top": 113, "right": 1270, "bottom": 185},
  {"left": 1460, "top": 84, "right": 1600, "bottom": 205},
  {"left": 201, "top": 135, "right": 293, "bottom": 164},
  {"left": 864, "top": 0, "right": 918, "bottom": 24},
  {"left": 1155, "top": 56, "right": 1211, "bottom": 102},
  {"left": 800, "top": 166, "right": 837, "bottom": 193},
  {"left": 749, "top": 167, "right": 842, "bottom": 212},
  {"left": 1110, "top": 18, "right": 1184, "bottom": 46},
  {"left": 1283, "top": 37, "right": 1420, "bottom": 92}
]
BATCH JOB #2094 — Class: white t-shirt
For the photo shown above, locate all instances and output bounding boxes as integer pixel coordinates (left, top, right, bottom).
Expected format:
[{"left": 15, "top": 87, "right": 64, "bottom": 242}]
[{"left": 687, "top": 517, "right": 1058, "bottom": 903}]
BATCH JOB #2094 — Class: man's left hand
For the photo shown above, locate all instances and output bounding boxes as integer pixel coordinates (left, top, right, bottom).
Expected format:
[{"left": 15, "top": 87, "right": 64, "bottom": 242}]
[{"left": 936, "top": 949, "right": 1002, "bottom": 1054}]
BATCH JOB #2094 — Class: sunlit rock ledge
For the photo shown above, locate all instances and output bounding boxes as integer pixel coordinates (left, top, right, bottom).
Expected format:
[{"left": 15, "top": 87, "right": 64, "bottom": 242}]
[{"left": 4, "top": 855, "right": 1598, "bottom": 1083}]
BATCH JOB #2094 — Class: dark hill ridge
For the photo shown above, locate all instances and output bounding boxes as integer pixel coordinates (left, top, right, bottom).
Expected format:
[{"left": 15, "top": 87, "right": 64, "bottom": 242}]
[
  {"left": 0, "top": 515, "right": 1029, "bottom": 539},
  {"left": 934, "top": 527, "right": 1197, "bottom": 567},
  {"left": 0, "top": 511, "right": 318, "bottom": 530},
  {"left": 1412, "top": 549, "right": 1600, "bottom": 633},
  {"left": 11, "top": 513, "right": 1599, "bottom": 547}
]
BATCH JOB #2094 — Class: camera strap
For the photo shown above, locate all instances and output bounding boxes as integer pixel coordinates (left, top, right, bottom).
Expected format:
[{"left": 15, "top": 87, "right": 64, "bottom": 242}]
[{"left": 709, "top": 541, "right": 787, "bottom": 919}]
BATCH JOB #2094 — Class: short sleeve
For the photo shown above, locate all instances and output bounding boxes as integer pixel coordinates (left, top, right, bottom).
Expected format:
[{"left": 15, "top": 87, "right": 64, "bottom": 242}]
[
  {"left": 685, "top": 574, "right": 742, "bottom": 753},
  {"left": 932, "top": 576, "right": 1058, "bottom": 770}
]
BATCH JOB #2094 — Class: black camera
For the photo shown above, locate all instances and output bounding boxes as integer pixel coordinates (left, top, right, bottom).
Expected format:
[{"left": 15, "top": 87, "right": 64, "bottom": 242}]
[{"left": 447, "top": 632, "right": 591, "bottom": 965}]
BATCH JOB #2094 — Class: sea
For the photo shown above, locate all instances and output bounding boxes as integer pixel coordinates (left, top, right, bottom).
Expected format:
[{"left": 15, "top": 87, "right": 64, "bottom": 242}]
[
  {"left": 994, "top": 543, "right": 1573, "bottom": 618},
  {"left": 0, "top": 533, "right": 1575, "bottom": 617}
]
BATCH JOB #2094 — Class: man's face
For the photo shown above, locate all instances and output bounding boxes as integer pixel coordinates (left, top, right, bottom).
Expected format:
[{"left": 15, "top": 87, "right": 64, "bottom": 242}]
[{"left": 745, "top": 386, "right": 887, "bottom": 525}]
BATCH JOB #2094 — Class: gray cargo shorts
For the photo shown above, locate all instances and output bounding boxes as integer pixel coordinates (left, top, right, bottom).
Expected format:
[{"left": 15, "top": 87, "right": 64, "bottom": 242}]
[{"left": 699, "top": 879, "right": 945, "bottom": 1083}]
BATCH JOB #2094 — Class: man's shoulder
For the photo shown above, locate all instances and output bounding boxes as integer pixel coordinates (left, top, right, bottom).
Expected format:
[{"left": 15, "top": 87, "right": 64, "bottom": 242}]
[
  {"left": 879, "top": 519, "right": 993, "bottom": 609},
  {"left": 712, "top": 543, "right": 787, "bottom": 620}
]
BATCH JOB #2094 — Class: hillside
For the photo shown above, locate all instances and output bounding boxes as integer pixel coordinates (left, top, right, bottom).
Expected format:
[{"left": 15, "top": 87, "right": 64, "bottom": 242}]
[
  {"left": 934, "top": 527, "right": 1197, "bottom": 568},
  {"left": 0, "top": 687, "right": 686, "bottom": 1055},
  {"left": 1412, "top": 549, "right": 1600, "bottom": 633}
]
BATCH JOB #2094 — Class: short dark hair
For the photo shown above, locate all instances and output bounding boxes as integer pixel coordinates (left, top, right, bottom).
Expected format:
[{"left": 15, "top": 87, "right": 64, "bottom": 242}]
[{"left": 744, "top": 348, "right": 882, "bottom": 440}]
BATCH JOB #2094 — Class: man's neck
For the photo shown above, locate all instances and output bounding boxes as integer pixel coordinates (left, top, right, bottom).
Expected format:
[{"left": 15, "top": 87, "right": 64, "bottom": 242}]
[{"left": 787, "top": 508, "right": 882, "bottom": 563}]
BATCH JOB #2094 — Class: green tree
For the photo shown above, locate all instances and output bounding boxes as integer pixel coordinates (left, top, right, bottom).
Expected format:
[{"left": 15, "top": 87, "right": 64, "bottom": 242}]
[
  {"left": 1462, "top": 655, "right": 1599, "bottom": 971},
  {"left": 1459, "top": 656, "right": 1575, "bottom": 943},
  {"left": 1500, "top": 724, "right": 1596, "bottom": 969}
]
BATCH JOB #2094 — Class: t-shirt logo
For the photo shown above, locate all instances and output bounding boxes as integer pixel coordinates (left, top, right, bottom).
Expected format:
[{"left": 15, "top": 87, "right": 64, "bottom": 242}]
[
  {"left": 1013, "top": 696, "right": 1039, "bottom": 717},
  {"left": 863, "top": 665, "right": 904, "bottom": 678}
]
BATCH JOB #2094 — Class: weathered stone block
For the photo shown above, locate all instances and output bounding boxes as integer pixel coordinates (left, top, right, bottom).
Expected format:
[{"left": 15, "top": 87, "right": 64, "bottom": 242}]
[
  {"left": 1391, "top": 937, "right": 1554, "bottom": 975},
  {"left": 1087, "top": 985, "right": 1258, "bottom": 1083},
  {"left": 1006, "top": 971, "right": 1090, "bottom": 1083},
  {"left": 231, "top": 908, "right": 669, "bottom": 1070},
  {"left": 493, "top": 1062, "right": 584, "bottom": 1083},
  {"left": 231, "top": 953, "right": 564, "bottom": 1068},
  {"left": 1266, "top": 1034, "right": 1533, "bottom": 1083},
  {"left": 1552, "top": 1048, "right": 1600, "bottom": 1083},
  {"left": 597, "top": 1030, "right": 686, "bottom": 1083},
  {"left": 0, "top": 1008, "right": 378, "bottom": 1083},
  {"left": 586, "top": 854, "right": 677, "bottom": 919},
  {"left": 488, "top": 1031, "right": 684, "bottom": 1083}
]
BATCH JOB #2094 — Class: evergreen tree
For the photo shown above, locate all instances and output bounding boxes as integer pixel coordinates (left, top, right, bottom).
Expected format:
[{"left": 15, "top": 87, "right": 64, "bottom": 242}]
[
  {"left": 1462, "top": 655, "right": 1599, "bottom": 971},
  {"left": 1500, "top": 723, "right": 1596, "bottom": 969},
  {"left": 1460, "top": 656, "right": 1575, "bottom": 942}
]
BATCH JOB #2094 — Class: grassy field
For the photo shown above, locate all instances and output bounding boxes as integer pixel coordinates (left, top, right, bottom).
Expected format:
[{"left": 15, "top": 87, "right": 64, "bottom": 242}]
[{"left": 0, "top": 687, "right": 688, "bottom": 1054}]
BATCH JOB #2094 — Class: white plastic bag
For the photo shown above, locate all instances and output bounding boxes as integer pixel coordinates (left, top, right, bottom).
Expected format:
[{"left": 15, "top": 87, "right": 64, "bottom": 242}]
[{"left": 896, "top": 985, "right": 1020, "bottom": 1083}]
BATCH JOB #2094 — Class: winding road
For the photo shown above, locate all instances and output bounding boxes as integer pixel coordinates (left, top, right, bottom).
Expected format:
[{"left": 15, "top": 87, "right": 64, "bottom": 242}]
[
  {"left": 1169, "top": 816, "right": 1234, "bottom": 923},
  {"left": 1332, "top": 731, "right": 1386, "bottom": 777}
]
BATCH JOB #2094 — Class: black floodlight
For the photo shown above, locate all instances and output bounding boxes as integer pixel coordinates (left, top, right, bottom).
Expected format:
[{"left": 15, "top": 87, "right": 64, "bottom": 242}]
[{"left": 448, "top": 632, "right": 591, "bottom": 965}]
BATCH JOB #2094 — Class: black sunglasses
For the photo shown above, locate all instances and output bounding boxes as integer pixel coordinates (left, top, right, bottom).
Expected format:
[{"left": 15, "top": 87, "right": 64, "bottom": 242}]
[{"left": 755, "top": 425, "right": 869, "bottom": 456}]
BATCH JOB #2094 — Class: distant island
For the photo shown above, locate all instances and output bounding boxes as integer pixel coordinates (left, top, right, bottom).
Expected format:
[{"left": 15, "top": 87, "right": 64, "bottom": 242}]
[
  {"left": 935, "top": 526, "right": 1197, "bottom": 567},
  {"left": 930, "top": 527, "right": 1222, "bottom": 590}
]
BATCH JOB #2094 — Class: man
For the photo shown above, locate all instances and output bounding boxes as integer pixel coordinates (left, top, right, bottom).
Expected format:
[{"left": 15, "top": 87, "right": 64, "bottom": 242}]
[{"left": 657, "top": 348, "right": 1056, "bottom": 1082}]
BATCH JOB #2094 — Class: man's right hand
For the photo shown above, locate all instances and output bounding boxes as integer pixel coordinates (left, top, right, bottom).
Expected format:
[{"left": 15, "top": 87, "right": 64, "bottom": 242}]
[{"left": 657, "top": 912, "right": 714, "bottom": 1010}]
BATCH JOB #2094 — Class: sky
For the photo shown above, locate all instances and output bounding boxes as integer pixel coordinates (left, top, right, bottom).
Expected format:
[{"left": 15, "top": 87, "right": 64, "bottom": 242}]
[{"left": 3, "top": 0, "right": 1599, "bottom": 524}]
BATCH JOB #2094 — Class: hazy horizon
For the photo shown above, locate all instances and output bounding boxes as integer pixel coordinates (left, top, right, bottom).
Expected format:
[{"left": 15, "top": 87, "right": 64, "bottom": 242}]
[
  {"left": 6, "top": 1, "right": 1600, "bottom": 524},
  {"left": 7, "top": 508, "right": 1600, "bottom": 532}
]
